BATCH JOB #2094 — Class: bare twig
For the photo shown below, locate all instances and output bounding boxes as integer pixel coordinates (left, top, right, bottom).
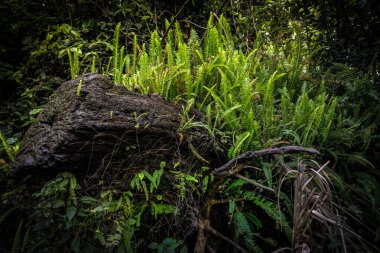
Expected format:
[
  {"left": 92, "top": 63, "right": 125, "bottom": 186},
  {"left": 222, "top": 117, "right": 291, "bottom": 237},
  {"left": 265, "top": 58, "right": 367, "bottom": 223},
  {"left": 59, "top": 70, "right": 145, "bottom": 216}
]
[
  {"left": 206, "top": 225, "right": 249, "bottom": 253},
  {"left": 179, "top": 20, "right": 207, "bottom": 30},
  {"left": 208, "top": 198, "right": 247, "bottom": 205},
  {"left": 235, "top": 173, "right": 276, "bottom": 193},
  {"left": 161, "top": 0, "right": 191, "bottom": 39},
  {"left": 271, "top": 247, "right": 292, "bottom": 253},
  {"left": 212, "top": 12, "right": 233, "bottom": 52}
]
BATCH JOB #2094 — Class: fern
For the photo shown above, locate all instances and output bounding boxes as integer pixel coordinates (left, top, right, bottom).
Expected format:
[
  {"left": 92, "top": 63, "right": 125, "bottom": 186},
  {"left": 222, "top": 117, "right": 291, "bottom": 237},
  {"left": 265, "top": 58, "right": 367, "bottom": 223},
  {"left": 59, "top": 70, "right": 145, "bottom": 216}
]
[
  {"left": 321, "top": 97, "right": 337, "bottom": 145},
  {"left": 0, "top": 131, "right": 16, "bottom": 161},
  {"left": 21, "top": 226, "right": 30, "bottom": 253},
  {"left": 288, "top": 34, "right": 302, "bottom": 91},
  {"left": 176, "top": 42, "right": 191, "bottom": 94},
  {"left": 67, "top": 45, "right": 82, "bottom": 79},
  {"left": 149, "top": 30, "right": 163, "bottom": 66},
  {"left": 115, "top": 45, "right": 127, "bottom": 84},
  {"left": 150, "top": 202, "right": 178, "bottom": 219},
  {"left": 138, "top": 43, "right": 150, "bottom": 94},
  {"left": 228, "top": 131, "right": 250, "bottom": 158},
  {"left": 245, "top": 192, "right": 292, "bottom": 240},
  {"left": 188, "top": 29, "right": 201, "bottom": 66},
  {"left": 280, "top": 87, "right": 293, "bottom": 124},
  {"left": 294, "top": 91, "right": 311, "bottom": 130},
  {"left": 121, "top": 218, "right": 136, "bottom": 253},
  {"left": 174, "top": 21, "right": 183, "bottom": 47},
  {"left": 234, "top": 211, "right": 251, "bottom": 236},
  {"left": 261, "top": 72, "right": 286, "bottom": 138},
  {"left": 65, "top": 19, "right": 341, "bottom": 154},
  {"left": 234, "top": 211, "right": 263, "bottom": 252},
  {"left": 217, "top": 14, "right": 234, "bottom": 51},
  {"left": 166, "top": 40, "right": 174, "bottom": 69},
  {"left": 204, "top": 14, "right": 220, "bottom": 58},
  {"left": 302, "top": 104, "right": 325, "bottom": 145},
  {"left": 29, "top": 17, "right": 376, "bottom": 252},
  {"left": 11, "top": 220, "right": 23, "bottom": 253},
  {"left": 112, "top": 22, "right": 121, "bottom": 84},
  {"left": 132, "top": 34, "right": 138, "bottom": 71},
  {"left": 166, "top": 23, "right": 174, "bottom": 49}
]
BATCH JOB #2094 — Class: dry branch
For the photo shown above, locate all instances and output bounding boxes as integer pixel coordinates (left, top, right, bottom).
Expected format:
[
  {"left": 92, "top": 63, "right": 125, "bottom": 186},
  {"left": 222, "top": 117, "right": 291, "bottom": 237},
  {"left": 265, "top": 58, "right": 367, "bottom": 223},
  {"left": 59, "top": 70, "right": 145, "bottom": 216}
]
[
  {"left": 235, "top": 173, "right": 275, "bottom": 193},
  {"left": 212, "top": 146, "right": 320, "bottom": 176}
]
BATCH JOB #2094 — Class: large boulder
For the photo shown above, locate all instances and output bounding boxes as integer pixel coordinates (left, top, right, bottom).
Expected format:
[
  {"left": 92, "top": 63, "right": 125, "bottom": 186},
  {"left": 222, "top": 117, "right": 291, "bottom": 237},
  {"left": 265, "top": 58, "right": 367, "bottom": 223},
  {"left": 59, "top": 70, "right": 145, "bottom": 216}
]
[{"left": 12, "top": 74, "right": 220, "bottom": 179}]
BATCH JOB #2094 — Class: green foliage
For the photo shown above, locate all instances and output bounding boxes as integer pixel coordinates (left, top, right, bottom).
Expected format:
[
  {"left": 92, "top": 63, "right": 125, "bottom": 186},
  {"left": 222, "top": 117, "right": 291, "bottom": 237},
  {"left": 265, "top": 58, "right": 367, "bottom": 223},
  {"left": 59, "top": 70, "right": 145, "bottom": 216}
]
[
  {"left": 67, "top": 45, "right": 82, "bottom": 80},
  {"left": 148, "top": 237, "right": 187, "bottom": 253},
  {"left": 0, "top": 130, "right": 18, "bottom": 162},
  {"left": 1, "top": 2, "right": 379, "bottom": 252},
  {"left": 45, "top": 17, "right": 375, "bottom": 251},
  {"left": 87, "top": 18, "right": 338, "bottom": 158},
  {"left": 226, "top": 180, "right": 292, "bottom": 251},
  {"left": 1, "top": 162, "right": 189, "bottom": 252},
  {"left": 323, "top": 63, "right": 380, "bottom": 232},
  {"left": 130, "top": 164, "right": 164, "bottom": 200},
  {"left": 233, "top": 211, "right": 262, "bottom": 252},
  {"left": 171, "top": 170, "right": 199, "bottom": 201}
]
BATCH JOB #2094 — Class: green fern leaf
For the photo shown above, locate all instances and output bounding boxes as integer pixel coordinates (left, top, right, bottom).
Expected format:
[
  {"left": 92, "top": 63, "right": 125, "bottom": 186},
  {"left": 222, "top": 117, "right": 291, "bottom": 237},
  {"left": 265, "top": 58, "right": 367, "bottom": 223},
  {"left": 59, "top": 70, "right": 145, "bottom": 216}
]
[{"left": 12, "top": 220, "right": 23, "bottom": 253}]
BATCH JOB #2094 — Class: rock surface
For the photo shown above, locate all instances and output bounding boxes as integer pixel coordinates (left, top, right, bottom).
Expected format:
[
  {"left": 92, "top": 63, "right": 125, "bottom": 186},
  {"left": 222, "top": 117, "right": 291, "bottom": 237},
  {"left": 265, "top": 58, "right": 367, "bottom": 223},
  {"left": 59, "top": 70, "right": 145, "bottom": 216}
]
[{"left": 12, "top": 74, "right": 219, "bottom": 179}]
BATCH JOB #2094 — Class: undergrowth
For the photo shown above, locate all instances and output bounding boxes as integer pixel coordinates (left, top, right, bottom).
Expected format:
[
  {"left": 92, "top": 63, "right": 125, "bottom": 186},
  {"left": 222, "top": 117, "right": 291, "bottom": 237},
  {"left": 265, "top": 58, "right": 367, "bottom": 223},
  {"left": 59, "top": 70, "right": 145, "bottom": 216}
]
[{"left": 81, "top": 15, "right": 338, "bottom": 155}]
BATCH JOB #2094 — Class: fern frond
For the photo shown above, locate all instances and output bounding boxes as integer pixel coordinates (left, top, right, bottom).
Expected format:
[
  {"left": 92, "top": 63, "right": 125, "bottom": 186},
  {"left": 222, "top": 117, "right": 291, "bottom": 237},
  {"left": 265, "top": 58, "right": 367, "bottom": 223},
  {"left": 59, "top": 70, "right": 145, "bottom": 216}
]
[
  {"left": 234, "top": 211, "right": 252, "bottom": 236},
  {"left": 188, "top": 29, "right": 201, "bottom": 66},
  {"left": 176, "top": 42, "right": 191, "bottom": 96},
  {"left": 245, "top": 192, "right": 292, "bottom": 240},
  {"left": 280, "top": 87, "right": 293, "bottom": 124},
  {"left": 149, "top": 30, "right": 163, "bottom": 66},
  {"left": 11, "top": 220, "right": 23, "bottom": 253},
  {"left": 112, "top": 22, "right": 121, "bottom": 83},
  {"left": 0, "top": 131, "right": 15, "bottom": 161},
  {"left": 166, "top": 41, "right": 174, "bottom": 69},
  {"left": 21, "top": 226, "right": 30, "bottom": 253},
  {"left": 67, "top": 48, "right": 74, "bottom": 79},
  {"left": 174, "top": 22, "right": 183, "bottom": 47},
  {"left": 138, "top": 43, "right": 150, "bottom": 94},
  {"left": 234, "top": 211, "right": 262, "bottom": 252},
  {"left": 302, "top": 104, "right": 325, "bottom": 145},
  {"left": 217, "top": 14, "right": 234, "bottom": 52},
  {"left": 204, "top": 27, "right": 220, "bottom": 59},
  {"left": 132, "top": 34, "right": 138, "bottom": 71},
  {"left": 321, "top": 98, "right": 337, "bottom": 144}
]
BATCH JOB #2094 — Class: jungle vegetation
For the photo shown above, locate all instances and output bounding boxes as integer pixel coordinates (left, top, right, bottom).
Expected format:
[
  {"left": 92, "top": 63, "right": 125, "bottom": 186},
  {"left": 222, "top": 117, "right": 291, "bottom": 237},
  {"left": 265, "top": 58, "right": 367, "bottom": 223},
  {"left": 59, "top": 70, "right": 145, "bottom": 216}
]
[{"left": 0, "top": 0, "right": 379, "bottom": 252}]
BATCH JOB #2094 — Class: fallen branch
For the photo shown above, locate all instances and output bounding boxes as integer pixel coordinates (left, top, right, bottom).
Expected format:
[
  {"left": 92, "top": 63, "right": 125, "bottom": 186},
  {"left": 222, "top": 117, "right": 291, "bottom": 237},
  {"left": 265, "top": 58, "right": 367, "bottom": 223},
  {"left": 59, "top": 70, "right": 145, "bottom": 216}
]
[{"left": 213, "top": 146, "right": 320, "bottom": 176}]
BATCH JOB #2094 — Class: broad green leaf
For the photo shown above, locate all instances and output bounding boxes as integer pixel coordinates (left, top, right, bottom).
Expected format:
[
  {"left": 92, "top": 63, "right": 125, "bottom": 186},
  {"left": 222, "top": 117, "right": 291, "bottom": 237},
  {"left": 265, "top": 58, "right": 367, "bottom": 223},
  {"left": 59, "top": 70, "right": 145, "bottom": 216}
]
[
  {"left": 263, "top": 163, "right": 273, "bottom": 188},
  {"left": 66, "top": 206, "right": 77, "bottom": 221},
  {"left": 80, "top": 196, "right": 97, "bottom": 204},
  {"left": 52, "top": 199, "right": 65, "bottom": 208}
]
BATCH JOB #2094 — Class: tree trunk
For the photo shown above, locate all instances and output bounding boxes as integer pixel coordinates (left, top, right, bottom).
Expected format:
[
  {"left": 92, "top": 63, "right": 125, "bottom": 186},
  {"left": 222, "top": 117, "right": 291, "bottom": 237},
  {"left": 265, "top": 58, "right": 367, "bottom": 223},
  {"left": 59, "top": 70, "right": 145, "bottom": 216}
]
[{"left": 12, "top": 74, "right": 221, "bottom": 179}]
